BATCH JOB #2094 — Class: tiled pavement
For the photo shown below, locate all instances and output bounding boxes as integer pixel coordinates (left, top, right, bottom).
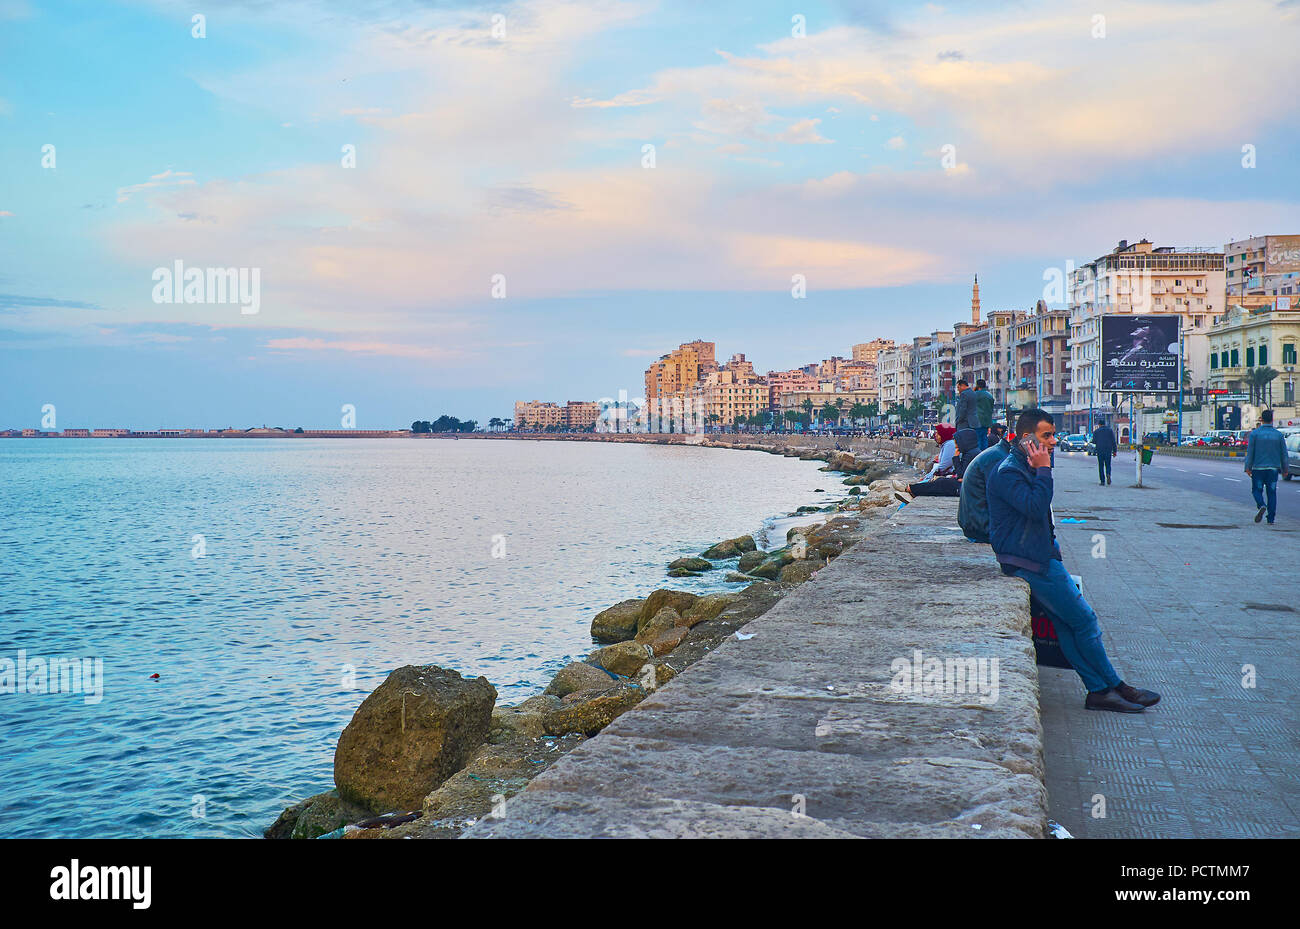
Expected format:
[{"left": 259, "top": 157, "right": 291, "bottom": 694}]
[{"left": 1041, "top": 454, "right": 1300, "bottom": 838}]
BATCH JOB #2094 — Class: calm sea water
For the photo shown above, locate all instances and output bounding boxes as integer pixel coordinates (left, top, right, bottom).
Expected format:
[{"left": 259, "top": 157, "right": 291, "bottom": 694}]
[{"left": 0, "top": 438, "right": 840, "bottom": 838}]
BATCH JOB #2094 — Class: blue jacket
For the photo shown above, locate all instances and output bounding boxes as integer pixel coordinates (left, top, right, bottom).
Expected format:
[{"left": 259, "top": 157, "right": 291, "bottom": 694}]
[
  {"left": 987, "top": 444, "right": 1062, "bottom": 574},
  {"left": 1245, "top": 425, "right": 1289, "bottom": 474},
  {"left": 1092, "top": 424, "right": 1116, "bottom": 456},
  {"left": 958, "top": 438, "right": 1011, "bottom": 542}
]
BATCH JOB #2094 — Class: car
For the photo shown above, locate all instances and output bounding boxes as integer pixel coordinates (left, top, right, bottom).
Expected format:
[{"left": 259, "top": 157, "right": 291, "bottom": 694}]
[
  {"left": 1059, "top": 433, "right": 1095, "bottom": 454},
  {"left": 1282, "top": 428, "right": 1300, "bottom": 480}
]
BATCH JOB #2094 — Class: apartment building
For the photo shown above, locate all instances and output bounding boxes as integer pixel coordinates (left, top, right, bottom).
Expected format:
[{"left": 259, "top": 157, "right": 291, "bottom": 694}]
[
  {"left": 910, "top": 331, "right": 955, "bottom": 404},
  {"left": 877, "top": 344, "right": 913, "bottom": 408},
  {"left": 1067, "top": 239, "right": 1224, "bottom": 432},
  {"left": 697, "top": 354, "right": 768, "bottom": 426},
  {"left": 1008, "top": 304, "right": 1072, "bottom": 423},
  {"left": 644, "top": 340, "right": 717, "bottom": 402},
  {"left": 1225, "top": 235, "right": 1300, "bottom": 300},
  {"left": 765, "top": 368, "right": 819, "bottom": 412}
]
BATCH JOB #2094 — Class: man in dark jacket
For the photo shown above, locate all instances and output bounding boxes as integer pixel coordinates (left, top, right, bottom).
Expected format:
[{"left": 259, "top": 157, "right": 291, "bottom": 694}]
[
  {"left": 1245, "top": 409, "right": 1291, "bottom": 524},
  {"left": 954, "top": 380, "right": 979, "bottom": 433},
  {"left": 1092, "top": 418, "right": 1117, "bottom": 485},
  {"left": 988, "top": 408, "right": 1161, "bottom": 713},
  {"left": 958, "top": 424, "right": 1009, "bottom": 541}
]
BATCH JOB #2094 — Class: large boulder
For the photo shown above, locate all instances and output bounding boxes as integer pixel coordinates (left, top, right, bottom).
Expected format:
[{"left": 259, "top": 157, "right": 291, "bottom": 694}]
[
  {"left": 681, "top": 593, "right": 740, "bottom": 627},
  {"left": 587, "top": 640, "right": 652, "bottom": 677},
  {"left": 488, "top": 694, "right": 561, "bottom": 742},
  {"left": 737, "top": 550, "right": 766, "bottom": 574},
  {"left": 700, "top": 534, "right": 757, "bottom": 559},
  {"left": 542, "top": 683, "right": 647, "bottom": 736},
  {"left": 635, "top": 606, "right": 683, "bottom": 642},
  {"left": 591, "top": 599, "right": 644, "bottom": 643},
  {"left": 333, "top": 665, "right": 496, "bottom": 814},
  {"left": 265, "top": 789, "right": 374, "bottom": 840},
  {"left": 779, "top": 560, "right": 825, "bottom": 585},
  {"left": 545, "top": 663, "right": 615, "bottom": 698},
  {"left": 639, "top": 590, "right": 699, "bottom": 632}
]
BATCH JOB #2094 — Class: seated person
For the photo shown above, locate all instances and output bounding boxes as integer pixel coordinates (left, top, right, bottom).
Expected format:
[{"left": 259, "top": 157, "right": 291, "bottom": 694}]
[{"left": 903, "top": 423, "right": 962, "bottom": 498}]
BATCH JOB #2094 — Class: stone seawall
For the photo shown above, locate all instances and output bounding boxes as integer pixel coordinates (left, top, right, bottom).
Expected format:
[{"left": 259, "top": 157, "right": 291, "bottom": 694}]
[{"left": 465, "top": 498, "right": 1046, "bottom": 839}]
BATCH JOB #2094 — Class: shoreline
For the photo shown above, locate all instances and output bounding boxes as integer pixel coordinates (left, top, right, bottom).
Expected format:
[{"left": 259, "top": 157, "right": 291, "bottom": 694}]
[{"left": 265, "top": 438, "right": 929, "bottom": 839}]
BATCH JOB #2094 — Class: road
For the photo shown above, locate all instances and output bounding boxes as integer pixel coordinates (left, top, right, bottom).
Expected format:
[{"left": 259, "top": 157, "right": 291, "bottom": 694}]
[{"left": 1056, "top": 448, "right": 1298, "bottom": 524}]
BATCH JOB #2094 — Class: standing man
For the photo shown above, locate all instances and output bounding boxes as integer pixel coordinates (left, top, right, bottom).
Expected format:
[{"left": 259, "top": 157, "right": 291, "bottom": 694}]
[
  {"left": 954, "top": 379, "right": 979, "bottom": 436},
  {"left": 1245, "top": 409, "right": 1290, "bottom": 524},
  {"left": 958, "top": 423, "right": 1010, "bottom": 542},
  {"left": 987, "top": 408, "right": 1161, "bottom": 713},
  {"left": 1092, "top": 417, "right": 1116, "bottom": 486},
  {"left": 973, "top": 379, "right": 996, "bottom": 450}
]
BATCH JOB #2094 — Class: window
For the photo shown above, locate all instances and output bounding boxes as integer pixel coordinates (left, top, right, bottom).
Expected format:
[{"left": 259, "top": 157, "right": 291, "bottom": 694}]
[
  {"left": 1284, "top": 344, "right": 1298, "bottom": 365},
  {"left": 1231, "top": 348, "right": 1240, "bottom": 366},
  {"left": 1259, "top": 345, "right": 1268, "bottom": 365},
  {"left": 1246, "top": 347, "right": 1255, "bottom": 367},
  {"left": 1210, "top": 352, "right": 1218, "bottom": 369}
]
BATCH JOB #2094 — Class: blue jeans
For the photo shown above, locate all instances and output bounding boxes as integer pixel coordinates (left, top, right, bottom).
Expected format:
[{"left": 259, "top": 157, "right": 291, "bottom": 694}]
[
  {"left": 1013, "top": 559, "right": 1121, "bottom": 693},
  {"left": 975, "top": 426, "right": 988, "bottom": 450},
  {"left": 1251, "top": 469, "right": 1278, "bottom": 523},
  {"left": 1097, "top": 452, "right": 1112, "bottom": 483}
]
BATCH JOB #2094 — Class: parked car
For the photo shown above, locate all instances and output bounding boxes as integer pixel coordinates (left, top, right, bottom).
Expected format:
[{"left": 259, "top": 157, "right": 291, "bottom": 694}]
[
  {"left": 1282, "top": 429, "right": 1300, "bottom": 480},
  {"left": 1059, "top": 433, "right": 1095, "bottom": 454}
]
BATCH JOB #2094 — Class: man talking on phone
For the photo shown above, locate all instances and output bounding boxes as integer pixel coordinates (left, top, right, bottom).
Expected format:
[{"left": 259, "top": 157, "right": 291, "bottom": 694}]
[{"left": 987, "top": 409, "right": 1161, "bottom": 713}]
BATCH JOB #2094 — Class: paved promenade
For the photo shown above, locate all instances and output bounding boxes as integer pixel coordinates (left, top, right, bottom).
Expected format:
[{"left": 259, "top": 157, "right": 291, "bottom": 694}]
[{"left": 1042, "top": 453, "right": 1300, "bottom": 838}]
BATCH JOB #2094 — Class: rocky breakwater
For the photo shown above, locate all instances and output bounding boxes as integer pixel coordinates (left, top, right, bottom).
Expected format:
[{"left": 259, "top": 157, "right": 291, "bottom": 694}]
[{"left": 266, "top": 446, "right": 921, "bottom": 839}]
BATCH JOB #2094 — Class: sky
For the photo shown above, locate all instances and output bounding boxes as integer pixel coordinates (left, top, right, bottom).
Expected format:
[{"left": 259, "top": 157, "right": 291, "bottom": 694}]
[{"left": 2, "top": 0, "right": 1299, "bottom": 429}]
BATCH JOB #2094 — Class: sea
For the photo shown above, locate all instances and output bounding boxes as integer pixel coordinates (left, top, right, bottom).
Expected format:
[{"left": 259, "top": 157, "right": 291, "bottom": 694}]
[{"left": 0, "top": 437, "right": 843, "bottom": 838}]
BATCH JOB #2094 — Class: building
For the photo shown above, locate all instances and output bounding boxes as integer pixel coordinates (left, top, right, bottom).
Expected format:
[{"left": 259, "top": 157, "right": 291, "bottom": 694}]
[
  {"left": 777, "top": 387, "right": 878, "bottom": 425},
  {"left": 911, "top": 332, "right": 955, "bottom": 405},
  {"left": 513, "top": 401, "right": 564, "bottom": 430},
  {"left": 851, "top": 338, "right": 896, "bottom": 366},
  {"left": 1009, "top": 303, "right": 1072, "bottom": 423},
  {"left": 62, "top": 428, "right": 91, "bottom": 437},
  {"left": 644, "top": 340, "right": 717, "bottom": 403},
  {"left": 1067, "top": 239, "right": 1225, "bottom": 433},
  {"left": 1207, "top": 303, "right": 1300, "bottom": 409},
  {"left": 90, "top": 428, "right": 131, "bottom": 437},
  {"left": 1225, "top": 235, "right": 1300, "bottom": 300},
  {"left": 563, "top": 401, "right": 601, "bottom": 431},
  {"left": 765, "top": 368, "right": 819, "bottom": 412},
  {"left": 877, "top": 343, "right": 913, "bottom": 410},
  {"left": 697, "top": 354, "right": 767, "bottom": 427}
]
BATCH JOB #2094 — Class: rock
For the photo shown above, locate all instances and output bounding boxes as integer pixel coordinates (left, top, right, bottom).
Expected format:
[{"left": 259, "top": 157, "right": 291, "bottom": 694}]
[
  {"left": 542, "top": 683, "right": 647, "bottom": 736},
  {"left": 644, "top": 625, "right": 690, "bottom": 656},
  {"left": 682, "top": 593, "right": 740, "bottom": 627},
  {"left": 668, "top": 568, "right": 701, "bottom": 577},
  {"left": 725, "top": 572, "right": 757, "bottom": 583},
  {"left": 590, "top": 598, "right": 644, "bottom": 643},
  {"left": 545, "top": 663, "right": 616, "bottom": 698},
  {"left": 333, "top": 665, "right": 496, "bottom": 814},
  {"left": 700, "top": 539, "right": 739, "bottom": 559},
  {"left": 488, "top": 694, "right": 561, "bottom": 743},
  {"left": 843, "top": 475, "right": 872, "bottom": 485},
  {"left": 639, "top": 590, "right": 699, "bottom": 632},
  {"left": 816, "top": 540, "right": 845, "bottom": 560},
  {"left": 668, "top": 556, "right": 713, "bottom": 573},
  {"left": 862, "top": 490, "right": 896, "bottom": 508},
  {"left": 749, "top": 551, "right": 793, "bottom": 580},
  {"left": 737, "top": 550, "right": 766, "bottom": 574},
  {"left": 587, "top": 640, "right": 652, "bottom": 677},
  {"left": 795, "top": 505, "right": 820, "bottom": 513},
  {"left": 779, "top": 560, "right": 825, "bottom": 585},
  {"left": 635, "top": 606, "right": 683, "bottom": 643},
  {"left": 848, "top": 487, "right": 861, "bottom": 495},
  {"left": 266, "top": 789, "right": 374, "bottom": 840}
]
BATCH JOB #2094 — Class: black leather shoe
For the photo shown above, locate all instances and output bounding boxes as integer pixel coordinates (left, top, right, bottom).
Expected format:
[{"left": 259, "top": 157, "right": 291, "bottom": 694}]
[
  {"left": 1115, "top": 682, "right": 1160, "bottom": 707},
  {"left": 1084, "top": 688, "right": 1144, "bottom": 713}
]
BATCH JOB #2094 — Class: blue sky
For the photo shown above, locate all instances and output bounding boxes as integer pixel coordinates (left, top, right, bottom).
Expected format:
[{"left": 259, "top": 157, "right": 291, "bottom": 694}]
[{"left": 2, "top": 0, "right": 1299, "bottom": 428}]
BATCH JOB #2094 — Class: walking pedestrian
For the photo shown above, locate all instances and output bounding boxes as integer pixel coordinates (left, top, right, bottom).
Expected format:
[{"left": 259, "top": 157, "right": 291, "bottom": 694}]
[
  {"left": 1245, "top": 409, "right": 1290, "bottom": 525},
  {"left": 1092, "top": 417, "right": 1116, "bottom": 485},
  {"left": 987, "top": 408, "right": 1161, "bottom": 713},
  {"left": 954, "top": 379, "right": 979, "bottom": 434}
]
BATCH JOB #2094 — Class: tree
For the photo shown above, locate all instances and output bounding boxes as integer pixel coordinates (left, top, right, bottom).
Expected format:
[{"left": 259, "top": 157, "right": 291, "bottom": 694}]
[
  {"left": 801, "top": 398, "right": 814, "bottom": 426},
  {"left": 820, "top": 402, "right": 839, "bottom": 427},
  {"left": 1246, "top": 366, "right": 1279, "bottom": 407},
  {"left": 848, "top": 402, "right": 869, "bottom": 425}
]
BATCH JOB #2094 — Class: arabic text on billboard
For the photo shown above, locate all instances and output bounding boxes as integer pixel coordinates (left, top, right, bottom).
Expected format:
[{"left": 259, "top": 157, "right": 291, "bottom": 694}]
[
  {"left": 1100, "top": 314, "right": 1179, "bottom": 393},
  {"left": 1266, "top": 235, "right": 1300, "bottom": 275}
]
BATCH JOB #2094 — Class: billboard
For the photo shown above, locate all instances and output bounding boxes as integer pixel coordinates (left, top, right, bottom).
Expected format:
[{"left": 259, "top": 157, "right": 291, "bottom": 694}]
[
  {"left": 1100, "top": 314, "right": 1180, "bottom": 392},
  {"left": 1266, "top": 235, "right": 1300, "bottom": 275}
]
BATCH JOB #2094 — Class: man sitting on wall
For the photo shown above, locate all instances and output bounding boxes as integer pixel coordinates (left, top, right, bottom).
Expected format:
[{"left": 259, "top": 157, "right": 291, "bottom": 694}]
[
  {"left": 957, "top": 423, "right": 1010, "bottom": 542},
  {"left": 987, "top": 408, "right": 1161, "bottom": 713}
]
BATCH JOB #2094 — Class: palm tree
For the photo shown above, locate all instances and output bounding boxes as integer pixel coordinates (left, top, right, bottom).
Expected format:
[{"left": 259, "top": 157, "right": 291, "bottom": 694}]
[
  {"left": 848, "top": 402, "right": 869, "bottom": 426},
  {"left": 801, "top": 398, "right": 814, "bottom": 429},
  {"left": 865, "top": 401, "right": 880, "bottom": 429},
  {"left": 1246, "top": 366, "right": 1279, "bottom": 407},
  {"left": 820, "top": 402, "right": 839, "bottom": 427}
]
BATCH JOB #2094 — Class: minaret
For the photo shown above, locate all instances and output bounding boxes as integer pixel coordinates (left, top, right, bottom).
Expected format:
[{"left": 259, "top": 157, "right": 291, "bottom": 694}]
[{"left": 971, "top": 275, "right": 981, "bottom": 326}]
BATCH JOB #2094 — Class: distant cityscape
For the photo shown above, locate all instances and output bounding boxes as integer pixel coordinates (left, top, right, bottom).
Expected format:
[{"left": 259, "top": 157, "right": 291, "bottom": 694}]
[{"left": 9, "top": 235, "right": 1299, "bottom": 442}]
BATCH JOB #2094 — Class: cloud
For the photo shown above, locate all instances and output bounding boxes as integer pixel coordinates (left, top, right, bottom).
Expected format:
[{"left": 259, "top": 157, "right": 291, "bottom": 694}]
[
  {"left": 886, "top": 136, "right": 905, "bottom": 149},
  {"left": 0, "top": 293, "right": 102, "bottom": 310},
  {"left": 264, "top": 336, "right": 465, "bottom": 360},
  {"left": 116, "top": 169, "right": 196, "bottom": 203}
]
